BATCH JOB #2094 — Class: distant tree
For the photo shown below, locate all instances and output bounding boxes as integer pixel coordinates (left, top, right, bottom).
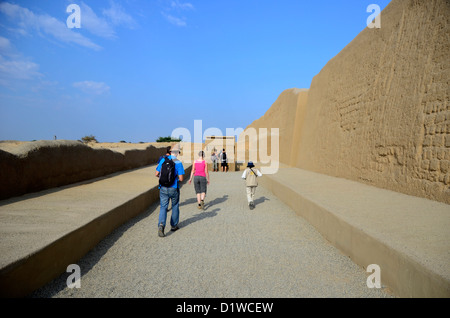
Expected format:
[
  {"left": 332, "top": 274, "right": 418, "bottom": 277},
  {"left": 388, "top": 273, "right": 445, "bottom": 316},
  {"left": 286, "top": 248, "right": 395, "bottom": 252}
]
[
  {"left": 81, "top": 135, "right": 98, "bottom": 144},
  {"left": 156, "top": 136, "right": 182, "bottom": 142}
]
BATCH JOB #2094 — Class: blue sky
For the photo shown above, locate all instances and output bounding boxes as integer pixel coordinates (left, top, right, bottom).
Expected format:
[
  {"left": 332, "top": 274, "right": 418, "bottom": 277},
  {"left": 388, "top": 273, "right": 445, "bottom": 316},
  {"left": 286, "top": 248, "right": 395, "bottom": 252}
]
[{"left": 0, "top": 0, "right": 391, "bottom": 143}]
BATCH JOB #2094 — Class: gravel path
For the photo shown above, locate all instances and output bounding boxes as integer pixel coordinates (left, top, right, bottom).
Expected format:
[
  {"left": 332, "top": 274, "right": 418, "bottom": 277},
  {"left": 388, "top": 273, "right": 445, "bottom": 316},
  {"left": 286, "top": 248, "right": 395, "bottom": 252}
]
[{"left": 30, "top": 171, "right": 394, "bottom": 298}]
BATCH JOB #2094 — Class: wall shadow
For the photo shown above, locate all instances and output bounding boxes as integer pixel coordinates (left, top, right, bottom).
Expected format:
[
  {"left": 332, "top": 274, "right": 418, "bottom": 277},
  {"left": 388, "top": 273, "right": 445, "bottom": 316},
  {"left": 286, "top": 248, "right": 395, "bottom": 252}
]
[{"left": 0, "top": 165, "right": 155, "bottom": 207}]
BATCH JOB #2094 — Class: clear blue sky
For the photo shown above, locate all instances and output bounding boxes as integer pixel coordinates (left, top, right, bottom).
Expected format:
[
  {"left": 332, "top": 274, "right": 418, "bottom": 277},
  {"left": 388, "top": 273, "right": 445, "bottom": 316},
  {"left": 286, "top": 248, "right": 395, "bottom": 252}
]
[{"left": 0, "top": 0, "right": 391, "bottom": 143}]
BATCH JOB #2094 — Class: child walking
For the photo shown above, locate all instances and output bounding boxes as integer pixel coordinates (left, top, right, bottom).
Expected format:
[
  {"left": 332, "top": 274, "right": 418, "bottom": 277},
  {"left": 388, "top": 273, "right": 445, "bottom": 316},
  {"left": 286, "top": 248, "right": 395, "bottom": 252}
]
[{"left": 241, "top": 161, "right": 262, "bottom": 209}]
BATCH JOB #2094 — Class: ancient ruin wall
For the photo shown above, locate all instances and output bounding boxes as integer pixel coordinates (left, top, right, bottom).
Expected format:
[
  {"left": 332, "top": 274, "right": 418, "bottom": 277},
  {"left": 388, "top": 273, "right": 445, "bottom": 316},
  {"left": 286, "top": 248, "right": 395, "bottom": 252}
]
[
  {"left": 0, "top": 140, "right": 167, "bottom": 200},
  {"left": 295, "top": 0, "right": 450, "bottom": 204},
  {"left": 237, "top": 88, "right": 309, "bottom": 167}
]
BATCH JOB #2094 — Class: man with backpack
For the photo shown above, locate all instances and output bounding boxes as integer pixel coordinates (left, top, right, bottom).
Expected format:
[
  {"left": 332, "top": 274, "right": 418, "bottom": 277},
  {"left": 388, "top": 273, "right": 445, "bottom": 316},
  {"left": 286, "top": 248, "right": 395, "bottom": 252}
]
[{"left": 155, "top": 146, "right": 185, "bottom": 237}]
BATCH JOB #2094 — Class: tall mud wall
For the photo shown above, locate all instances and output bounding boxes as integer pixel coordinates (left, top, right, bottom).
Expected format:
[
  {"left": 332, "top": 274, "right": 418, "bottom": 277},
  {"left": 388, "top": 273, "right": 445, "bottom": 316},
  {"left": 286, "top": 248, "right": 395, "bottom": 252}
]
[
  {"left": 0, "top": 140, "right": 167, "bottom": 200},
  {"left": 296, "top": 0, "right": 449, "bottom": 204},
  {"left": 237, "top": 88, "right": 309, "bottom": 167},
  {"left": 239, "top": 0, "right": 449, "bottom": 204}
]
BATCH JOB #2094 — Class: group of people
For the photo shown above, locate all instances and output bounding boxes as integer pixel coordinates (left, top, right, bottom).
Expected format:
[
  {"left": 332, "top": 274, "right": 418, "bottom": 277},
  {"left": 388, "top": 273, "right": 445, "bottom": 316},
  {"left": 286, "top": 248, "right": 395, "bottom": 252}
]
[
  {"left": 210, "top": 149, "right": 228, "bottom": 172},
  {"left": 155, "top": 146, "right": 262, "bottom": 238}
]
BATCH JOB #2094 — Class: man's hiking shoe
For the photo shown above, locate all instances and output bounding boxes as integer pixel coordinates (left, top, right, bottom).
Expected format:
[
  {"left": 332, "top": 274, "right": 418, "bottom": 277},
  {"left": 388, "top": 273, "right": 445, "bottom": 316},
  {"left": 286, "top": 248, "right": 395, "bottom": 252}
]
[
  {"left": 158, "top": 224, "right": 165, "bottom": 237},
  {"left": 249, "top": 201, "right": 255, "bottom": 210},
  {"left": 198, "top": 204, "right": 202, "bottom": 210},
  {"left": 201, "top": 200, "right": 205, "bottom": 210},
  {"left": 171, "top": 225, "right": 179, "bottom": 232}
]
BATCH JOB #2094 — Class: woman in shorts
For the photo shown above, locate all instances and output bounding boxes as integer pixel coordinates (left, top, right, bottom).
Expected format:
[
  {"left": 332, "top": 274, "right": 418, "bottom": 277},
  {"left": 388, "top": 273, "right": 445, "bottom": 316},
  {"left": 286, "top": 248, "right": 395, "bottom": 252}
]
[{"left": 188, "top": 151, "right": 210, "bottom": 209}]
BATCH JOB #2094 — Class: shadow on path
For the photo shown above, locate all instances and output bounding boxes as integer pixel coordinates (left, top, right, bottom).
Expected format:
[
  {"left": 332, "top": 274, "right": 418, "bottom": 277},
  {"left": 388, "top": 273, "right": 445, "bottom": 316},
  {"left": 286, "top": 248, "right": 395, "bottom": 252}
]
[
  {"left": 178, "top": 195, "right": 228, "bottom": 211},
  {"left": 254, "top": 196, "right": 270, "bottom": 206},
  {"left": 204, "top": 195, "right": 228, "bottom": 210},
  {"left": 179, "top": 197, "right": 198, "bottom": 207},
  {"left": 177, "top": 208, "right": 220, "bottom": 230}
]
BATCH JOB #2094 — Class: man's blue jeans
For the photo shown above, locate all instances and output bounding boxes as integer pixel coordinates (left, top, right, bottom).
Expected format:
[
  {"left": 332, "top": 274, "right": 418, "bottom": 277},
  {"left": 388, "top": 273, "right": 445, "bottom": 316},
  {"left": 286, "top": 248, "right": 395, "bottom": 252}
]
[{"left": 158, "top": 186, "right": 180, "bottom": 228}]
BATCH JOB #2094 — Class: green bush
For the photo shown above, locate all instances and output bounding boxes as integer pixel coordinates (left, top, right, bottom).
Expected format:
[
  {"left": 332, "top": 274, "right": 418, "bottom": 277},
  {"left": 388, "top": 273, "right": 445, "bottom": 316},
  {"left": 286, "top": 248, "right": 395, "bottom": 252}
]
[
  {"left": 156, "top": 136, "right": 182, "bottom": 143},
  {"left": 81, "top": 135, "right": 98, "bottom": 144}
]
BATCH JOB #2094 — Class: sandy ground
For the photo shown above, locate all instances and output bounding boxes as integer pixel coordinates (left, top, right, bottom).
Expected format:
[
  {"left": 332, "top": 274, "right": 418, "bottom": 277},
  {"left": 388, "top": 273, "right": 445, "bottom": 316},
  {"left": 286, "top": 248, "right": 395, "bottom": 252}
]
[{"left": 0, "top": 140, "right": 28, "bottom": 153}]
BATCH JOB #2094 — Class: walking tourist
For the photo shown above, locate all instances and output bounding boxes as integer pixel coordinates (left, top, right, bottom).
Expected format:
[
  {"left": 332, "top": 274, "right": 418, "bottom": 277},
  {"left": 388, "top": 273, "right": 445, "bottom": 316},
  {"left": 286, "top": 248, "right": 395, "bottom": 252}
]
[
  {"left": 157, "top": 146, "right": 172, "bottom": 164},
  {"left": 241, "top": 161, "right": 262, "bottom": 210},
  {"left": 155, "top": 146, "right": 185, "bottom": 237},
  {"left": 189, "top": 150, "right": 210, "bottom": 210},
  {"left": 219, "top": 148, "right": 228, "bottom": 172},
  {"left": 211, "top": 150, "right": 219, "bottom": 172}
]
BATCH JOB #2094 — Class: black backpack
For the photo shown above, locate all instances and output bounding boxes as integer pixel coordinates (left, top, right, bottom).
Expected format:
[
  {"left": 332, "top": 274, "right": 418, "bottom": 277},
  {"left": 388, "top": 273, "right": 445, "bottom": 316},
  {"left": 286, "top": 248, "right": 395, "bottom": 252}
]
[
  {"left": 222, "top": 152, "right": 227, "bottom": 161},
  {"left": 159, "top": 156, "right": 176, "bottom": 187}
]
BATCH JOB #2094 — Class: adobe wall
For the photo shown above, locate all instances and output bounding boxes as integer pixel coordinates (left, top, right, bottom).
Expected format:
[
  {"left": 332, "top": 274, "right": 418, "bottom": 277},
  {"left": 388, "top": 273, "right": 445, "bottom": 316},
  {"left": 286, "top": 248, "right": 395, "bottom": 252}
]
[
  {"left": 237, "top": 88, "right": 309, "bottom": 167},
  {"left": 0, "top": 140, "right": 167, "bottom": 200},
  {"left": 295, "top": 0, "right": 449, "bottom": 204},
  {"left": 239, "top": 0, "right": 449, "bottom": 204}
]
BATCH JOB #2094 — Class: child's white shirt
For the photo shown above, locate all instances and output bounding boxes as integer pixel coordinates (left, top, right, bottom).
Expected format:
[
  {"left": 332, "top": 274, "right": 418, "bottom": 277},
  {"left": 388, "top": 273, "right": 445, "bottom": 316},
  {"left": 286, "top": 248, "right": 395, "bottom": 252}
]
[{"left": 242, "top": 168, "right": 263, "bottom": 179}]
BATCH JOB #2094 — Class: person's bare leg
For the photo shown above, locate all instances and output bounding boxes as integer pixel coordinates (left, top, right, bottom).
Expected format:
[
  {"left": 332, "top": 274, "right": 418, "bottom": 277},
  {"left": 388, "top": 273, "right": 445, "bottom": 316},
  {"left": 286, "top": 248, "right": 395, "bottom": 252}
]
[{"left": 200, "top": 192, "right": 206, "bottom": 209}]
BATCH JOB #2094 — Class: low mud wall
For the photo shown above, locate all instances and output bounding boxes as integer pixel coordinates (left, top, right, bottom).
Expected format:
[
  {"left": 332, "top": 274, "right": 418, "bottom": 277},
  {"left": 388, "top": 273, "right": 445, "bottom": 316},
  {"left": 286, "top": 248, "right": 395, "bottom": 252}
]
[{"left": 0, "top": 140, "right": 167, "bottom": 200}]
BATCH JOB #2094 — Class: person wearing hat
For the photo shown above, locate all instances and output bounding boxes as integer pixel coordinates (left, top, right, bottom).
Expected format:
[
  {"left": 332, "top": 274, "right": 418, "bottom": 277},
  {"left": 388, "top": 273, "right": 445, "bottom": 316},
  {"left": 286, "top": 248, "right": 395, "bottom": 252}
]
[{"left": 241, "top": 161, "right": 263, "bottom": 209}]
